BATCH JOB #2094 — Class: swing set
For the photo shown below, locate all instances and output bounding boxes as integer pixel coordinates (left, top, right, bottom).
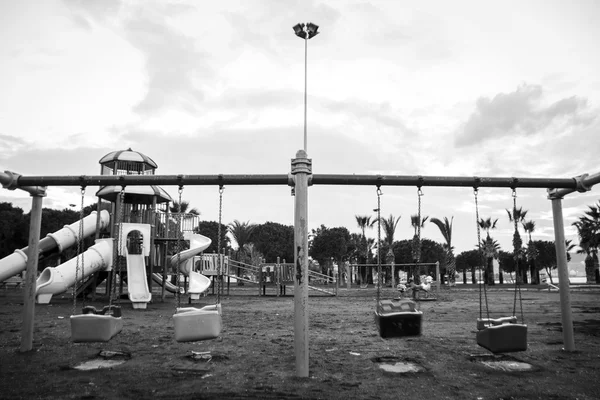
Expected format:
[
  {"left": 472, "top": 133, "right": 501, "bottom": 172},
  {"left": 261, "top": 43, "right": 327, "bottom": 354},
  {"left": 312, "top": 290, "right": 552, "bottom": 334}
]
[{"left": 2, "top": 157, "right": 598, "bottom": 377}]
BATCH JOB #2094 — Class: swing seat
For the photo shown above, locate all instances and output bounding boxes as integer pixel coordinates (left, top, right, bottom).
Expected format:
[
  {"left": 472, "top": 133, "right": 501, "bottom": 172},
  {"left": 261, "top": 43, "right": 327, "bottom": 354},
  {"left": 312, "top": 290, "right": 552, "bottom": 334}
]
[
  {"left": 476, "top": 323, "right": 527, "bottom": 353},
  {"left": 173, "top": 304, "right": 222, "bottom": 342},
  {"left": 476, "top": 316, "right": 517, "bottom": 331},
  {"left": 70, "top": 312, "right": 123, "bottom": 343},
  {"left": 375, "top": 299, "right": 423, "bottom": 338}
]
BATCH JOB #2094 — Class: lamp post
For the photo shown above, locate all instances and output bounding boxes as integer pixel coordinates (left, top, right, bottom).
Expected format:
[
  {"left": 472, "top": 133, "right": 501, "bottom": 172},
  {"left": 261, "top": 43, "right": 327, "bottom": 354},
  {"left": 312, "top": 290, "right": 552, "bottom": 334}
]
[{"left": 293, "top": 22, "right": 319, "bottom": 153}]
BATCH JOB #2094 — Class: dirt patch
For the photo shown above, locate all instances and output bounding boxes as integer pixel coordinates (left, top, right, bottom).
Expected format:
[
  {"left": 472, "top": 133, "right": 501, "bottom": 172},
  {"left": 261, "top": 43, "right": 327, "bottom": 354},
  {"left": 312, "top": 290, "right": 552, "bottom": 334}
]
[{"left": 1, "top": 286, "right": 600, "bottom": 399}]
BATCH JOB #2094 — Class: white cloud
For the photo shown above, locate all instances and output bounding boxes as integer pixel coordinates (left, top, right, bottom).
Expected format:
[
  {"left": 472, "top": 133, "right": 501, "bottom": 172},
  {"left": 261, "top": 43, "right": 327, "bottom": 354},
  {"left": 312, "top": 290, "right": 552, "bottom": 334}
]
[{"left": 455, "top": 84, "right": 594, "bottom": 147}]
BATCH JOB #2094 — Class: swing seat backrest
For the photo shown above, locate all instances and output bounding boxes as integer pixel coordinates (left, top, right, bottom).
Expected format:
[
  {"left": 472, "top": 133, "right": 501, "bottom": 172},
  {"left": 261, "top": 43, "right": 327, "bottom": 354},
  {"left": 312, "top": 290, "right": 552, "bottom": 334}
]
[
  {"left": 173, "top": 305, "right": 222, "bottom": 342},
  {"left": 70, "top": 313, "right": 123, "bottom": 343},
  {"left": 476, "top": 323, "right": 527, "bottom": 354},
  {"left": 476, "top": 316, "right": 518, "bottom": 331}
]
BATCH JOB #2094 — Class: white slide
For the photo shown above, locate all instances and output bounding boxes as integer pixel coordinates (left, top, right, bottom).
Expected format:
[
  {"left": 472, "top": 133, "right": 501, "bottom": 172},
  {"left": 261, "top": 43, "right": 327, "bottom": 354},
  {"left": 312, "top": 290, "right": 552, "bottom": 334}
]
[
  {"left": 36, "top": 238, "right": 113, "bottom": 304},
  {"left": 0, "top": 210, "right": 111, "bottom": 283},
  {"left": 169, "top": 233, "right": 212, "bottom": 299},
  {"left": 151, "top": 273, "right": 181, "bottom": 293},
  {"left": 125, "top": 247, "right": 152, "bottom": 309}
]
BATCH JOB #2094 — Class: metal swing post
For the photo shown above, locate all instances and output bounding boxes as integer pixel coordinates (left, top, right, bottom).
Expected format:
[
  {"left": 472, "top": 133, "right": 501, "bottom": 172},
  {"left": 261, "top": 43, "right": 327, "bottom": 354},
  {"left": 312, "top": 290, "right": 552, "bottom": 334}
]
[
  {"left": 21, "top": 190, "right": 46, "bottom": 352},
  {"left": 291, "top": 149, "right": 311, "bottom": 378}
]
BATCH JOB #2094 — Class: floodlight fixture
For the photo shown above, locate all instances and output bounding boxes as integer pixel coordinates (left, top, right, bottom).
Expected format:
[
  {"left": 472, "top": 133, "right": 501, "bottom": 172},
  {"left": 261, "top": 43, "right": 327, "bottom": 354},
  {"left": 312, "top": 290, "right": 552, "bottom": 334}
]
[
  {"left": 306, "top": 22, "right": 319, "bottom": 38},
  {"left": 293, "top": 23, "right": 307, "bottom": 39}
]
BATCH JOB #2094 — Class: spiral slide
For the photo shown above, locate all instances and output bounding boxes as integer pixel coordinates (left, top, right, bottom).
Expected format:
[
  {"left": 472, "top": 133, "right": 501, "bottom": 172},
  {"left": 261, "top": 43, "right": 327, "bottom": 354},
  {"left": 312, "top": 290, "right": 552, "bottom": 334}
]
[
  {"left": 168, "top": 233, "right": 212, "bottom": 299},
  {"left": 0, "top": 210, "right": 111, "bottom": 284}
]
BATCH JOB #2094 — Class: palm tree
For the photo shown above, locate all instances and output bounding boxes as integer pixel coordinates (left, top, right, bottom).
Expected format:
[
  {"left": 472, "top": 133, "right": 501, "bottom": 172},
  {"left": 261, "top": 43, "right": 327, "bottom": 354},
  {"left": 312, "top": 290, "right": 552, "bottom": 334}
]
[
  {"left": 481, "top": 236, "right": 500, "bottom": 284},
  {"left": 410, "top": 214, "right": 429, "bottom": 283},
  {"left": 573, "top": 218, "right": 598, "bottom": 283},
  {"left": 522, "top": 220, "right": 539, "bottom": 284},
  {"left": 565, "top": 239, "right": 576, "bottom": 262},
  {"left": 506, "top": 206, "right": 528, "bottom": 283},
  {"left": 380, "top": 214, "right": 401, "bottom": 284},
  {"left": 477, "top": 217, "right": 499, "bottom": 285},
  {"left": 430, "top": 217, "right": 455, "bottom": 286},
  {"left": 228, "top": 220, "right": 257, "bottom": 268},
  {"left": 355, "top": 215, "right": 374, "bottom": 284},
  {"left": 581, "top": 202, "right": 600, "bottom": 282},
  {"left": 170, "top": 200, "right": 199, "bottom": 215}
]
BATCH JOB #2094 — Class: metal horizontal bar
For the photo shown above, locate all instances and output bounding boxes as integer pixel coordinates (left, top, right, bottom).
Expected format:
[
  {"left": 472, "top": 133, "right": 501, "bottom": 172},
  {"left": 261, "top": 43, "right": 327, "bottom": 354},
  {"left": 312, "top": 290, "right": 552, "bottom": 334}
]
[
  {"left": 6, "top": 172, "right": 582, "bottom": 190},
  {"left": 311, "top": 174, "right": 577, "bottom": 189},
  {"left": 14, "top": 174, "right": 291, "bottom": 187}
]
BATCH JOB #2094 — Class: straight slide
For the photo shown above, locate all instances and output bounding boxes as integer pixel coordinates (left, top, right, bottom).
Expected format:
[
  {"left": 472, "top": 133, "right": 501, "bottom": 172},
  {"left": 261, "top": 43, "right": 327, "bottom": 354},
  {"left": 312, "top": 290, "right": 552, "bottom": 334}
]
[{"left": 125, "top": 247, "right": 152, "bottom": 309}]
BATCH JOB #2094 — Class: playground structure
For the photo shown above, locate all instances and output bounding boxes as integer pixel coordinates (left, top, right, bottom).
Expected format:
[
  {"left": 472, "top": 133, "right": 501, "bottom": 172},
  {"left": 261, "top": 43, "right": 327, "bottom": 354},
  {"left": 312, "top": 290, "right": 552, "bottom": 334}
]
[
  {"left": 0, "top": 150, "right": 253, "bottom": 310},
  {"left": 1, "top": 148, "right": 599, "bottom": 377}
]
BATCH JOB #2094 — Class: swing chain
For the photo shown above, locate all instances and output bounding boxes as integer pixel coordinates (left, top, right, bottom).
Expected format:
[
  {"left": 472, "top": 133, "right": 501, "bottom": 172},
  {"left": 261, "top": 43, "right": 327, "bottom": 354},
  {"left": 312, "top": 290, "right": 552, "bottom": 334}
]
[
  {"left": 474, "top": 188, "right": 490, "bottom": 321},
  {"left": 216, "top": 185, "right": 224, "bottom": 305},
  {"left": 73, "top": 186, "right": 86, "bottom": 315},
  {"left": 417, "top": 187, "right": 423, "bottom": 261},
  {"left": 376, "top": 186, "right": 382, "bottom": 310},
  {"left": 116, "top": 187, "right": 126, "bottom": 304},
  {"left": 511, "top": 188, "right": 525, "bottom": 322},
  {"left": 176, "top": 185, "right": 183, "bottom": 309}
]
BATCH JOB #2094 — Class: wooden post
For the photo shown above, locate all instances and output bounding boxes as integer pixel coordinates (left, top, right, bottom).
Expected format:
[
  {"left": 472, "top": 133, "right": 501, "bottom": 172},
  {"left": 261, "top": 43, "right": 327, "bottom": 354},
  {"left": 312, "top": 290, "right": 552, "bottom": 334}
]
[
  {"left": 346, "top": 262, "right": 351, "bottom": 290},
  {"left": 276, "top": 257, "right": 281, "bottom": 297},
  {"left": 292, "top": 149, "right": 311, "bottom": 377},
  {"left": 436, "top": 261, "right": 441, "bottom": 292},
  {"left": 21, "top": 193, "right": 44, "bottom": 352}
]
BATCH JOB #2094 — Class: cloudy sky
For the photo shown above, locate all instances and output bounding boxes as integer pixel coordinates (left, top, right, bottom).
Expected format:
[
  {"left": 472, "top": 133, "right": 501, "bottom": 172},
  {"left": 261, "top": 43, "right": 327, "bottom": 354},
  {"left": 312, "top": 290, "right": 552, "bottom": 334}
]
[{"left": 1, "top": 0, "right": 599, "bottom": 255}]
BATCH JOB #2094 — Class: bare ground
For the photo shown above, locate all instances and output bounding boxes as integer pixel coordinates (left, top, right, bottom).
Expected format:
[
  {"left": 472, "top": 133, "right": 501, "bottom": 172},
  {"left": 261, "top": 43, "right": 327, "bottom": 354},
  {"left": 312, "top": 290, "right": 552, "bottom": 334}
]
[{"left": 1, "top": 284, "right": 600, "bottom": 400}]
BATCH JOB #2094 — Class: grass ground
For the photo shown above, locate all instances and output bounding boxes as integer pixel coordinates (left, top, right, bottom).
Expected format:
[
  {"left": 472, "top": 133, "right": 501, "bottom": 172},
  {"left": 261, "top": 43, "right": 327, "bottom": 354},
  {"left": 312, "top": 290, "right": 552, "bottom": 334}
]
[{"left": 1, "top": 284, "right": 599, "bottom": 399}]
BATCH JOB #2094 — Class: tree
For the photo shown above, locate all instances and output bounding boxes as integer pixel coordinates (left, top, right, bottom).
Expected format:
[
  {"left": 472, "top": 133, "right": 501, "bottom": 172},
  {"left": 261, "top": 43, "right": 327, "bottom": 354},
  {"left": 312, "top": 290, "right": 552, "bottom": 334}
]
[
  {"left": 478, "top": 217, "right": 499, "bottom": 285},
  {"left": 0, "top": 202, "right": 28, "bottom": 259},
  {"left": 392, "top": 239, "right": 444, "bottom": 281},
  {"left": 522, "top": 220, "right": 539, "bottom": 284},
  {"left": 455, "top": 249, "right": 481, "bottom": 284},
  {"left": 355, "top": 215, "right": 375, "bottom": 284},
  {"left": 480, "top": 236, "right": 500, "bottom": 285},
  {"left": 506, "top": 206, "right": 528, "bottom": 283},
  {"left": 498, "top": 250, "right": 517, "bottom": 283},
  {"left": 573, "top": 202, "right": 600, "bottom": 283},
  {"left": 532, "top": 240, "right": 558, "bottom": 283},
  {"left": 195, "top": 220, "right": 231, "bottom": 254},
  {"left": 430, "top": 216, "right": 455, "bottom": 285},
  {"left": 251, "top": 222, "right": 294, "bottom": 263},
  {"left": 410, "top": 213, "right": 429, "bottom": 283},
  {"left": 170, "top": 200, "right": 199, "bottom": 215},
  {"left": 309, "top": 226, "right": 351, "bottom": 277}
]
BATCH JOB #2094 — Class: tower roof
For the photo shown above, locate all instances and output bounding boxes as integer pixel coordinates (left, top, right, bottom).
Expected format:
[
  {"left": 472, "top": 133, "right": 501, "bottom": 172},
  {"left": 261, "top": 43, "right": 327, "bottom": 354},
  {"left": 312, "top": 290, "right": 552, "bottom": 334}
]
[
  {"left": 96, "top": 185, "right": 173, "bottom": 204},
  {"left": 99, "top": 148, "right": 158, "bottom": 169}
]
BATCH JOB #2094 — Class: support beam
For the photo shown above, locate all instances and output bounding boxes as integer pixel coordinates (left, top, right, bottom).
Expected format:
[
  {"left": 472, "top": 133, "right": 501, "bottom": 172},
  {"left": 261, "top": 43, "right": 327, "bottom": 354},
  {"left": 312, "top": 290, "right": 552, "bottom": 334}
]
[
  {"left": 550, "top": 196, "right": 575, "bottom": 351},
  {"left": 292, "top": 150, "right": 311, "bottom": 377},
  {"left": 9, "top": 173, "right": 582, "bottom": 189},
  {"left": 548, "top": 171, "right": 600, "bottom": 199},
  {"left": 21, "top": 193, "right": 44, "bottom": 352}
]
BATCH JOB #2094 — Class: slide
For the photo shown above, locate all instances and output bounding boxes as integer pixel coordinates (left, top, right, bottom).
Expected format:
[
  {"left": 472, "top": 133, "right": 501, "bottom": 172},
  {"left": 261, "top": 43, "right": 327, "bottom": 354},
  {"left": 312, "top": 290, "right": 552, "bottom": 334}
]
[
  {"left": 36, "top": 238, "right": 113, "bottom": 304},
  {"left": 125, "top": 247, "right": 152, "bottom": 309},
  {"left": 0, "top": 210, "right": 111, "bottom": 283},
  {"left": 151, "top": 273, "right": 181, "bottom": 293},
  {"left": 169, "top": 233, "right": 212, "bottom": 299}
]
